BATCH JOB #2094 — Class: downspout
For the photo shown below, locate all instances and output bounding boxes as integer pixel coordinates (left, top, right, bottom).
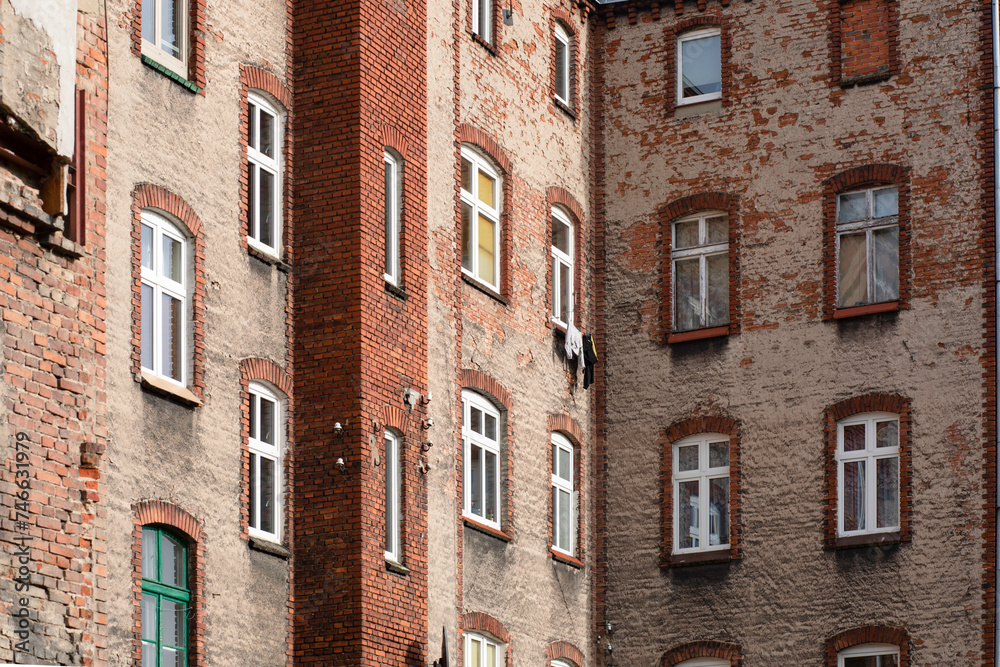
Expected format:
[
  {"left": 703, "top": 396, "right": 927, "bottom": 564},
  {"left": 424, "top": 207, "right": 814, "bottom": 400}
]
[{"left": 994, "top": 0, "right": 999, "bottom": 663}]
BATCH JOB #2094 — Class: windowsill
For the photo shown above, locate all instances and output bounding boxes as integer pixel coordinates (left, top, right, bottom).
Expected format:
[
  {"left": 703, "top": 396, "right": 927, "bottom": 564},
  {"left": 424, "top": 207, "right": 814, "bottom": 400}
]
[
  {"left": 471, "top": 32, "right": 499, "bottom": 56},
  {"left": 462, "top": 273, "right": 508, "bottom": 305},
  {"left": 248, "top": 536, "right": 291, "bottom": 559},
  {"left": 550, "top": 548, "right": 583, "bottom": 569},
  {"left": 140, "top": 370, "right": 202, "bottom": 407},
  {"left": 463, "top": 516, "right": 512, "bottom": 542},
  {"left": 247, "top": 244, "right": 291, "bottom": 272},
  {"left": 839, "top": 71, "right": 892, "bottom": 89},
  {"left": 662, "top": 547, "right": 732, "bottom": 568},
  {"left": 551, "top": 320, "right": 568, "bottom": 335},
  {"left": 667, "top": 325, "right": 730, "bottom": 344},
  {"left": 833, "top": 301, "right": 899, "bottom": 320},
  {"left": 554, "top": 98, "right": 577, "bottom": 121},
  {"left": 385, "top": 280, "right": 408, "bottom": 300},
  {"left": 385, "top": 559, "right": 411, "bottom": 575},
  {"left": 140, "top": 54, "right": 201, "bottom": 94},
  {"left": 829, "top": 531, "right": 901, "bottom": 550}
]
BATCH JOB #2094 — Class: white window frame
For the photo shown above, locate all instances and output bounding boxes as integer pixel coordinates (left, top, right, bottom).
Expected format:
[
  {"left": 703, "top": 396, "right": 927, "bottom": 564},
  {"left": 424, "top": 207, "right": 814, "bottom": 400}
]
[
  {"left": 677, "top": 27, "right": 722, "bottom": 106},
  {"left": 460, "top": 147, "right": 502, "bottom": 293},
  {"left": 384, "top": 151, "right": 402, "bottom": 285},
  {"left": 140, "top": 210, "right": 188, "bottom": 387},
  {"left": 672, "top": 433, "right": 730, "bottom": 555},
  {"left": 551, "top": 660, "right": 577, "bottom": 667},
  {"left": 837, "top": 412, "right": 900, "bottom": 538},
  {"left": 675, "top": 659, "right": 730, "bottom": 667},
  {"left": 551, "top": 432, "right": 576, "bottom": 556},
  {"left": 837, "top": 643, "right": 899, "bottom": 666},
  {"left": 140, "top": 0, "right": 189, "bottom": 75},
  {"left": 551, "top": 207, "right": 574, "bottom": 327},
  {"left": 247, "top": 93, "right": 283, "bottom": 258},
  {"left": 554, "top": 23, "right": 571, "bottom": 105},
  {"left": 384, "top": 429, "right": 402, "bottom": 562},
  {"left": 464, "top": 632, "right": 503, "bottom": 667},
  {"left": 835, "top": 186, "right": 899, "bottom": 308},
  {"left": 671, "top": 211, "right": 729, "bottom": 332},
  {"left": 248, "top": 382, "right": 284, "bottom": 542},
  {"left": 462, "top": 390, "right": 502, "bottom": 530},
  {"left": 472, "top": 0, "right": 493, "bottom": 45}
]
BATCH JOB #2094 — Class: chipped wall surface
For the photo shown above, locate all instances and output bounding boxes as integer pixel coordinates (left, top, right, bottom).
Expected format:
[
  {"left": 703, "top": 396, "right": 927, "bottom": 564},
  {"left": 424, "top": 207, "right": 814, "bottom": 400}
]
[
  {"left": 426, "top": 0, "right": 596, "bottom": 664},
  {"left": 601, "top": 0, "right": 991, "bottom": 663},
  {"left": 101, "top": 0, "right": 292, "bottom": 663},
  {"left": 2, "top": 0, "right": 78, "bottom": 157}
]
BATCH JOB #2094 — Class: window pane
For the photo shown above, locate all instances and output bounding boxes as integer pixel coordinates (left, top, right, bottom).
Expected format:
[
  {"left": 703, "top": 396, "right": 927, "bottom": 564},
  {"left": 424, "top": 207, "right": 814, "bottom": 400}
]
[
  {"left": 679, "top": 480, "right": 700, "bottom": 548},
  {"left": 478, "top": 171, "right": 495, "bottom": 209},
  {"left": 162, "top": 235, "right": 181, "bottom": 283},
  {"left": 552, "top": 258, "right": 561, "bottom": 320},
  {"left": 461, "top": 158, "right": 473, "bottom": 193},
  {"left": 470, "top": 638, "right": 481, "bottom": 667},
  {"left": 706, "top": 252, "right": 729, "bottom": 327},
  {"left": 162, "top": 647, "right": 185, "bottom": 667},
  {"left": 477, "top": 214, "right": 496, "bottom": 286},
  {"left": 470, "top": 407, "right": 482, "bottom": 434},
  {"left": 161, "top": 293, "right": 182, "bottom": 381},
  {"left": 141, "top": 594, "right": 157, "bottom": 640},
  {"left": 678, "top": 444, "right": 699, "bottom": 472},
  {"left": 141, "top": 0, "right": 155, "bottom": 43},
  {"left": 142, "top": 641, "right": 157, "bottom": 666},
  {"left": 142, "top": 528, "right": 157, "bottom": 580},
  {"left": 552, "top": 217, "right": 570, "bottom": 254},
  {"left": 674, "top": 219, "right": 699, "bottom": 249},
  {"left": 384, "top": 160, "right": 394, "bottom": 276},
  {"left": 249, "top": 452, "right": 257, "bottom": 529},
  {"left": 552, "top": 444, "right": 558, "bottom": 476},
  {"left": 838, "top": 192, "right": 867, "bottom": 223},
  {"left": 706, "top": 215, "right": 728, "bottom": 244},
  {"left": 485, "top": 450, "right": 498, "bottom": 523},
  {"left": 461, "top": 202, "right": 473, "bottom": 271},
  {"left": 838, "top": 232, "right": 867, "bottom": 307},
  {"left": 248, "top": 103, "right": 257, "bottom": 151},
  {"left": 477, "top": 0, "right": 490, "bottom": 39},
  {"left": 470, "top": 444, "right": 482, "bottom": 517},
  {"left": 260, "top": 456, "right": 275, "bottom": 534},
  {"left": 259, "top": 110, "right": 275, "bottom": 158},
  {"left": 485, "top": 413, "right": 497, "bottom": 441},
  {"left": 555, "top": 38, "right": 567, "bottom": 100},
  {"left": 160, "top": 0, "right": 182, "bottom": 59},
  {"left": 247, "top": 164, "right": 256, "bottom": 240},
  {"left": 249, "top": 395, "right": 257, "bottom": 440},
  {"left": 877, "top": 456, "right": 899, "bottom": 528},
  {"left": 874, "top": 187, "right": 899, "bottom": 217},
  {"left": 709, "top": 476, "right": 729, "bottom": 545},
  {"left": 842, "top": 423, "right": 866, "bottom": 452},
  {"left": 681, "top": 34, "right": 721, "bottom": 97},
  {"left": 559, "top": 262, "right": 571, "bottom": 323},
  {"left": 843, "top": 460, "right": 866, "bottom": 531},
  {"left": 558, "top": 446, "right": 571, "bottom": 481},
  {"left": 259, "top": 397, "right": 275, "bottom": 445},
  {"left": 876, "top": 421, "right": 898, "bottom": 449},
  {"left": 141, "top": 284, "right": 153, "bottom": 370},
  {"left": 161, "top": 599, "right": 184, "bottom": 646},
  {"left": 141, "top": 224, "right": 153, "bottom": 269},
  {"left": 558, "top": 488, "right": 571, "bottom": 548},
  {"left": 385, "top": 436, "right": 395, "bottom": 552},
  {"left": 259, "top": 169, "right": 275, "bottom": 248},
  {"left": 709, "top": 441, "right": 728, "bottom": 468},
  {"left": 161, "top": 533, "right": 184, "bottom": 588},
  {"left": 674, "top": 257, "right": 700, "bottom": 331},
  {"left": 486, "top": 642, "right": 496, "bottom": 667},
  {"left": 873, "top": 226, "right": 899, "bottom": 302}
]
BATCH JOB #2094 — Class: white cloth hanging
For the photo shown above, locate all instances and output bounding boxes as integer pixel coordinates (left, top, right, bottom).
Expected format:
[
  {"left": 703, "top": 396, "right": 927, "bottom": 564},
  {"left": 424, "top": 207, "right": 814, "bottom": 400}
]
[{"left": 564, "top": 316, "right": 585, "bottom": 372}]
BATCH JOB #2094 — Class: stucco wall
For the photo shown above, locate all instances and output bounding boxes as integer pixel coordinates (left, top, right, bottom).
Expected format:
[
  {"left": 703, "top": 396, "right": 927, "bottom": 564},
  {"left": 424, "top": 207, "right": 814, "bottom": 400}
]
[{"left": 600, "top": 0, "right": 990, "bottom": 663}]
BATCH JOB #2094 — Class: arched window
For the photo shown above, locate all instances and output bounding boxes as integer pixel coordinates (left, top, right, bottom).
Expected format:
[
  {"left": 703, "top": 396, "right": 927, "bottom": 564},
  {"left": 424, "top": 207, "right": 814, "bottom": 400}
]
[
  {"left": 141, "top": 526, "right": 190, "bottom": 667},
  {"left": 551, "top": 206, "right": 574, "bottom": 327},
  {"left": 673, "top": 433, "right": 730, "bottom": 554},
  {"left": 836, "top": 185, "right": 899, "bottom": 309},
  {"left": 675, "top": 660, "right": 729, "bottom": 667},
  {"left": 246, "top": 93, "right": 284, "bottom": 256},
  {"left": 677, "top": 27, "right": 722, "bottom": 106},
  {"left": 551, "top": 432, "right": 576, "bottom": 556},
  {"left": 248, "top": 382, "right": 285, "bottom": 541},
  {"left": 671, "top": 210, "right": 729, "bottom": 333},
  {"left": 838, "top": 643, "right": 899, "bottom": 666},
  {"left": 465, "top": 631, "right": 504, "bottom": 667},
  {"left": 140, "top": 210, "right": 189, "bottom": 385},
  {"left": 463, "top": 390, "right": 503, "bottom": 529},
  {"left": 554, "top": 22, "right": 571, "bottom": 105},
  {"left": 384, "top": 429, "right": 402, "bottom": 562},
  {"left": 384, "top": 150, "right": 403, "bottom": 285},
  {"left": 837, "top": 412, "right": 899, "bottom": 537},
  {"left": 460, "top": 147, "right": 502, "bottom": 292}
]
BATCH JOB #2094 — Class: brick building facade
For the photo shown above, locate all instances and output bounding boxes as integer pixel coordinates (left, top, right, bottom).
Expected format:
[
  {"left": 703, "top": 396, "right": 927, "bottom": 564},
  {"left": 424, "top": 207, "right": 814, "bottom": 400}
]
[{"left": 0, "top": 0, "right": 995, "bottom": 666}]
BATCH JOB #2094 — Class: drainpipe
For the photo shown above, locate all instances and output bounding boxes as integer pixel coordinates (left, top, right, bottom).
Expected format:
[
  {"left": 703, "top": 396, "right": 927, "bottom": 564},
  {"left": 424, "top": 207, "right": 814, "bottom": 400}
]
[{"left": 994, "top": 0, "right": 999, "bottom": 664}]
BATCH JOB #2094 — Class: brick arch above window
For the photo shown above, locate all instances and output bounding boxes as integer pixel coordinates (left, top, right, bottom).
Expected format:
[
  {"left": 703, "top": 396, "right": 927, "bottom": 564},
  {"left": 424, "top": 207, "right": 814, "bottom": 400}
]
[
  {"left": 462, "top": 611, "right": 511, "bottom": 643},
  {"left": 379, "top": 405, "right": 411, "bottom": 435},
  {"left": 460, "top": 369, "right": 512, "bottom": 411},
  {"left": 551, "top": 9, "right": 578, "bottom": 36},
  {"left": 239, "top": 64, "right": 291, "bottom": 110},
  {"left": 239, "top": 358, "right": 292, "bottom": 398},
  {"left": 546, "top": 186, "right": 585, "bottom": 227},
  {"left": 458, "top": 125, "right": 512, "bottom": 175},
  {"left": 659, "top": 192, "right": 741, "bottom": 343},
  {"left": 546, "top": 640, "right": 584, "bottom": 667},
  {"left": 661, "top": 640, "right": 743, "bottom": 667},
  {"left": 825, "top": 625, "right": 910, "bottom": 666},
  {"left": 132, "top": 500, "right": 206, "bottom": 666},
  {"left": 379, "top": 125, "right": 409, "bottom": 158},
  {"left": 823, "top": 392, "right": 913, "bottom": 548},
  {"left": 547, "top": 414, "right": 585, "bottom": 447},
  {"left": 665, "top": 14, "right": 733, "bottom": 114},
  {"left": 130, "top": 184, "right": 206, "bottom": 402},
  {"left": 661, "top": 414, "right": 743, "bottom": 566}
]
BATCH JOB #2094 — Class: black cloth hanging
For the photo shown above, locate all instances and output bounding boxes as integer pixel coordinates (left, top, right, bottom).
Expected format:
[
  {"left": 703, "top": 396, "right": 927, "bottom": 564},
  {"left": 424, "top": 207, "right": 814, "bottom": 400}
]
[{"left": 582, "top": 333, "right": 598, "bottom": 389}]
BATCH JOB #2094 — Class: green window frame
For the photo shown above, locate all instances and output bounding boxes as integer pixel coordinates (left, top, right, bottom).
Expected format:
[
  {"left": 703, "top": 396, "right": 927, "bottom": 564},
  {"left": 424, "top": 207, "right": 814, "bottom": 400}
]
[{"left": 141, "top": 526, "right": 190, "bottom": 667}]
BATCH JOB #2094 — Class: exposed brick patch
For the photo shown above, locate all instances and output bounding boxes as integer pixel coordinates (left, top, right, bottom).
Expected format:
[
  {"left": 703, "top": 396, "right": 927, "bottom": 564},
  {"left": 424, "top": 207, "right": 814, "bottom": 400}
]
[
  {"left": 821, "top": 164, "right": 911, "bottom": 320},
  {"left": 827, "top": 0, "right": 901, "bottom": 88},
  {"left": 128, "top": 0, "right": 207, "bottom": 92},
  {"left": 822, "top": 393, "right": 913, "bottom": 548},
  {"left": 129, "top": 184, "right": 206, "bottom": 400},
  {"left": 462, "top": 612, "right": 513, "bottom": 666},
  {"left": 131, "top": 501, "right": 206, "bottom": 666},
  {"left": 551, "top": 10, "right": 579, "bottom": 116},
  {"left": 661, "top": 640, "right": 743, "bottom": 666},
  {"left": 658, "top": 192, "right": 741, "bottom": 342},
  {"left": 546, "top": 640, "right": 585, "bottom": 666},
  {"left": 663, "top": 14, "right": 733, "bottom": 116},
  {"left": 660, "top": 414, "right": 742, "bottom": 565},
  {"left": 825, "top": 625, "right": 910, "bottom": 666}
]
